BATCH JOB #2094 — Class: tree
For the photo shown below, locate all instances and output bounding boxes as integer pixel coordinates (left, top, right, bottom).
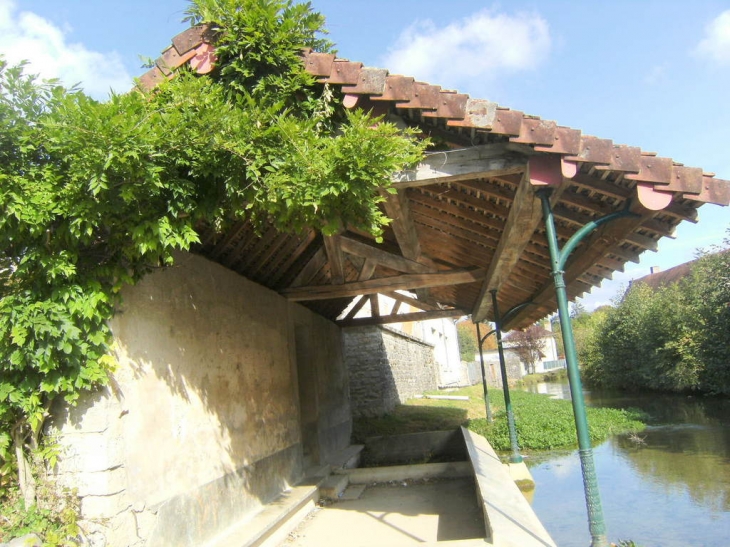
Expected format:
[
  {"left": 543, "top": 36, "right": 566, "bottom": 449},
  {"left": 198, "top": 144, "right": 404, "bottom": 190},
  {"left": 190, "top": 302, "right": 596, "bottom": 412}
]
[
  {"left": 506, "top": 325, "right": 547, "bottom": 375},
  {"left": 581, "top": 232, "right": 730, "bottom": 395},
  {"left": 0, "top": 0, "right": 427, "bottom": 509},
  {"left": 456, "top": 320, "right": 498, "bottom": 362},
  {"left": 456, "top": 321, "right": 479, "bottom": 362},
  {"left": 688, "top": 243, "right": 730, "bottom": 394},
  {"left": 570, "top": 300, "right": 588, "bottom": 319}
]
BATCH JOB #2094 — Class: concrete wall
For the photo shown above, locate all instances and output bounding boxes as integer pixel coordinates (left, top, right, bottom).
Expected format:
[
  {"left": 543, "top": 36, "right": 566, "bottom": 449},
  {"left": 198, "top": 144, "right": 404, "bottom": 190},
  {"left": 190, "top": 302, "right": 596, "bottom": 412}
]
[
  {"left": 49, "top": 252, "right": 351, "bottom": 547},
  {"left": 343, "top": 326, "right": 437, "bottom": 417}
]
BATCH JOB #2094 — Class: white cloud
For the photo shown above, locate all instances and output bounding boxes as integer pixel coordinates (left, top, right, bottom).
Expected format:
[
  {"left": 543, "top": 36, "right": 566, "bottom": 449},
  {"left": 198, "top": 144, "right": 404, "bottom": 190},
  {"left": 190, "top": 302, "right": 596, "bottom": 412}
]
[
  {"left": 695, "top": 10, "right": 730, "bottom": 64},
  {"left": 381, "top": 8, "right": 550, "bottom": 89},
  {"left": 0, "top": 0, "right": 132, "bottom": 99}
]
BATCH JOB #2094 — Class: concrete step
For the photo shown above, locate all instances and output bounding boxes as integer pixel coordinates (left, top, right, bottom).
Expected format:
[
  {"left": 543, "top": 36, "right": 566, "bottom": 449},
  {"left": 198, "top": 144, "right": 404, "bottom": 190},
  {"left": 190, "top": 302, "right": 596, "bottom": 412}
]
[
  {"left": 326, "top": 444, "right": 364, "bottom": 470},
  {"left": 319, "top": 473, "right": 349, "bottom": 499},
  {"left": 204, "top": 485, "right": 319, "bottom": 547},
  {"left": 337, "top": 461, "right": 472, "bottom": 484},
  {"left": 300, "top": 463, "right": 331, "bottom": 486},
  {"left": 339, "top": 483, "right": 367, "bottom": 501}
]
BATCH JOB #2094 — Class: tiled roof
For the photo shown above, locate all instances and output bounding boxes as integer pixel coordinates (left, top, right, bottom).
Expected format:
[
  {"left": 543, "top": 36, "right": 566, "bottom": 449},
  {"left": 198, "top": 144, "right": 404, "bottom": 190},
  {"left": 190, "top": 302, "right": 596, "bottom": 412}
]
[
  {"left": 139, "top": 23, "right": 730, "bottom": 208},
  {"left": 631, "top": 261, "right": 695, "bottom": 290},
  {"left": 136, "top": 23, "right": 729, "bottom": 329},
  {"left": 631, "top": 249, "right": 729, "bottom": 290}
]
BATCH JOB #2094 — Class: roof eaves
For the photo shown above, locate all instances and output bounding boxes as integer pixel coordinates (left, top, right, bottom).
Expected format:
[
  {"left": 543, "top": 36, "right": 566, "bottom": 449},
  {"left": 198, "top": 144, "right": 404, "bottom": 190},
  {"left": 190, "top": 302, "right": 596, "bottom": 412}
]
[{"left": 139, "top": 22, "right": 730, "bottom": 208}]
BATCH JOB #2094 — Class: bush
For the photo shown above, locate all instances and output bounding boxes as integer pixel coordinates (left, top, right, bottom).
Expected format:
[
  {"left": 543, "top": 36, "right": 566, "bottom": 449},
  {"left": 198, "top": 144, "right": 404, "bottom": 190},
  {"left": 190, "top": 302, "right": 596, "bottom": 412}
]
[
  {"left": 0, "top": 479, "right": 79, "bottom": 546},
  {"left": 581, "top": 237, "right": 730, "bottom": 395}
]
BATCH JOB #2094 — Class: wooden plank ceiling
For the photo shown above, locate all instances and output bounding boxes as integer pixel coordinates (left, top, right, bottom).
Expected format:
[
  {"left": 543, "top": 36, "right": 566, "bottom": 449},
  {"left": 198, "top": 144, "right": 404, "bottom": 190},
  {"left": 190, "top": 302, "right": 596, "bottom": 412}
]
[{"left": 144, "top": 24, "right": 730, "bottom": 330}]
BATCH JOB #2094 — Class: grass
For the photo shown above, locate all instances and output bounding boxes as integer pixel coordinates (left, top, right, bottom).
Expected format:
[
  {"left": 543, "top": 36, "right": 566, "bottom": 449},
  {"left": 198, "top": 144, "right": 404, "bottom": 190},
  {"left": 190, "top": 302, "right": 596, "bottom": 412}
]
[{"left": 352, "top": 384, "right": 645, "bottom": 453}]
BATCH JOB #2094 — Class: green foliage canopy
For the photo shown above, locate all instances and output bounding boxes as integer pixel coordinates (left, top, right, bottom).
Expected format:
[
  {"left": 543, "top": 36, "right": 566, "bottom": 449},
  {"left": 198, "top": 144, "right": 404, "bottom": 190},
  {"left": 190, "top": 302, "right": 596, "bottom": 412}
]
[{"left": 0, "top": 0, "right": 427, "bottom": 480}]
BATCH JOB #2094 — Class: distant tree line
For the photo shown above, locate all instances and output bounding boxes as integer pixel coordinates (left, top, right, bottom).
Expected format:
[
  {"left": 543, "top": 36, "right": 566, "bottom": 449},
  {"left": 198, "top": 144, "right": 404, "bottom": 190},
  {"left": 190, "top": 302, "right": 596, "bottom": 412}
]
[
  {"left": 456, "top": 320, "right": 497, "bottom": 362},
  {"left": 580, "top": 237, "right": 730, "bottom": 395}
]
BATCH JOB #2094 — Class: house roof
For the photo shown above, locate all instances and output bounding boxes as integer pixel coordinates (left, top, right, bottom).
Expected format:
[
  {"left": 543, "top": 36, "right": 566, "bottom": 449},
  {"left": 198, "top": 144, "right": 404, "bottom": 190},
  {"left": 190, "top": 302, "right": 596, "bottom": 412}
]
[
  {"left": 631, "top": 248, "right": 729, "bottom": 290},
  {"left": 137, "top": 23, "right": 730, "bottom": 330},
  {"left": 632, "top": 262, "right": 695, "bottom": 290}
]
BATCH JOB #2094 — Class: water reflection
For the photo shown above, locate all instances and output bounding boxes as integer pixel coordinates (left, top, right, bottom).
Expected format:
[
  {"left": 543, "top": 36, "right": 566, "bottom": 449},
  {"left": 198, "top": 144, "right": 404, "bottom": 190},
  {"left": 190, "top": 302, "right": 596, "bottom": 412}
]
[{"left": 526, "top": 383, "right": 730, "bottom": 547}]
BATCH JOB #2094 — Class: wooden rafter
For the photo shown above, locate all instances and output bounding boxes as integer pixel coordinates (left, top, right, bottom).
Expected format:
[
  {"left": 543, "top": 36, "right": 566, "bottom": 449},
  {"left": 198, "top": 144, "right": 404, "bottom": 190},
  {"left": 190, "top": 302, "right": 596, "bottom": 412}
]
[
  {"left": 503, "top": 201, "right": 661, "bottom": 330},
  {"left": 382, "top": 290, "right": 440, "bottom": 312},
  {"left": 281, "top": 268, "right": 487, "bottom": 302},
  {"left": 393, "top": 144, "right": 527, "bottom": 189},
  {"left": 369, "top": 294, "right": 380, "bottom": 317},
  {"left": 289, "top": 247, "right": 327, "bottom": 288},
  {"left": 472, "top": 165, "right": 556, "bottom": 323},
  {"left": 339, "top": 236, "right": 432, "bottom": 274},
  {"left": 337, "top": 308, "right": 466, "bottom": 327},
  {"left": 267, "top": 230, "right": 317, "bottom": 285},
  {"left": 379, "top": 189, "right": 422, "bottom": 261},
  {"left": 343, "top": 294, "right": 369, "bottom": 320},
  {"left": 323, "top": 235, "right": 345, "bottom": 285},
  {"left": 358, "top": 258, "right": 377, "bottom": 281}
]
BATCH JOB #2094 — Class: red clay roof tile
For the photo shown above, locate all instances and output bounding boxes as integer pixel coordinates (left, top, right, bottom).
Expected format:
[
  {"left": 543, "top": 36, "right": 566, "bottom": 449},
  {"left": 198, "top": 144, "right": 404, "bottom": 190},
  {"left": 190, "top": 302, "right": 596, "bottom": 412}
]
[{"left": 140, "top": 21, "right": 730, "bottom": 208}]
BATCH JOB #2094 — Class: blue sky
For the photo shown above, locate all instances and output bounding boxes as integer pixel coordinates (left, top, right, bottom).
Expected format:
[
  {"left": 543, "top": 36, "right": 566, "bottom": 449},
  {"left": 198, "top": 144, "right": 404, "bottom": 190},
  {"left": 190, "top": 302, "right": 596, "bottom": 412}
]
[{"left": 2, "top": 0, "right": 729, "bottom": 309}]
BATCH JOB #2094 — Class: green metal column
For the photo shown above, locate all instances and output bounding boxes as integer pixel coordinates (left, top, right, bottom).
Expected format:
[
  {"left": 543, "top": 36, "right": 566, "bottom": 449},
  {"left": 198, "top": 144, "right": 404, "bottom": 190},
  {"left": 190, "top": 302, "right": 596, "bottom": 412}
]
[
  {"left": 538, "top": 189, "right": 625, "bottom": 547},
  {"left": 490, "top": 289, "right": 523, "bottom": 464},
  {"left": 475, "top": 322, "right": 493, "bottom": 423}
]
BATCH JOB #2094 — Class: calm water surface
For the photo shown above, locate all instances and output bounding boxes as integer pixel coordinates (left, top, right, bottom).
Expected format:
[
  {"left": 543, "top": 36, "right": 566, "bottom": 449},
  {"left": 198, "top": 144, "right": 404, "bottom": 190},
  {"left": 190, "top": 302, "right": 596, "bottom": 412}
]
[{"left": 525, "top": 382, "right": 730, "bottom": 547}]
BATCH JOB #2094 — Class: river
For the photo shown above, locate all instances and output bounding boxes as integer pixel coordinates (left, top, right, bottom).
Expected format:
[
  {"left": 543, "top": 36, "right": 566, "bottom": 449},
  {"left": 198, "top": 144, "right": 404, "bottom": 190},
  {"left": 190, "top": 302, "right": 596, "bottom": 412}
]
[{"left": 524, "top": 382, "right": 730, "bottom": 547}]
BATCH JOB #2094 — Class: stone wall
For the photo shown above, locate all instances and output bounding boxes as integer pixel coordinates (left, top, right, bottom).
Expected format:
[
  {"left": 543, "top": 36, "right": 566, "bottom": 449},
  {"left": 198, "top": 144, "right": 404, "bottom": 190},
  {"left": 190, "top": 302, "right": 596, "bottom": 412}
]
[
  {"left": 477, "top": 348, "right": 524, "bottom": 387},
  {"left": 48, "top": 252, "right": 351, "bottom": 546},
  {"left": 343, "top": 326, "right": 437, "bottom": 417}
]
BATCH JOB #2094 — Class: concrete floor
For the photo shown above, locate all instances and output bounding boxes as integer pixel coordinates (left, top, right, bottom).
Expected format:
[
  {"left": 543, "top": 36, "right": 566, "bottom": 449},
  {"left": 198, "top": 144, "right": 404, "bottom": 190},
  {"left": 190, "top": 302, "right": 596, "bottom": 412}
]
[{"left": 279, "top": 477, "right": 486, "bottom": 547}]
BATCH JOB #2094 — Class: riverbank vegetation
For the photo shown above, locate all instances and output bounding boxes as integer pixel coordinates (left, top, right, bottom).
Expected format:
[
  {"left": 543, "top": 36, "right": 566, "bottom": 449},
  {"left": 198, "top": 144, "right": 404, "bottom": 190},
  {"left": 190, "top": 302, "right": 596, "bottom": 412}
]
[
  {"left": 579, "top": 238, "right": 730, "bottom": 395},
  {"left": 353, "top": 384, "right": 645, "bottom": 452}
]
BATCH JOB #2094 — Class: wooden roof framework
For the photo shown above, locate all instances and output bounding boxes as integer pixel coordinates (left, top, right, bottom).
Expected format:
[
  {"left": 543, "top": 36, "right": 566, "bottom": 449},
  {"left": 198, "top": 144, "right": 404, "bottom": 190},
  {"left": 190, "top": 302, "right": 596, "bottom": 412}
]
[{"left": 140, "top": 25, "right": 730, "bottom": 330}]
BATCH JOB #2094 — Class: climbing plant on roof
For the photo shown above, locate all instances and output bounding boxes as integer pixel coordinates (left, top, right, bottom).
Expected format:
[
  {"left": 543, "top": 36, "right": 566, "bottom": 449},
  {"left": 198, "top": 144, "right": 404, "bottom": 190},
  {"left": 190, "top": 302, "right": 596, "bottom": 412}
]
[{"left": 0, "top": 0, "right": 427, "bottom": 512}]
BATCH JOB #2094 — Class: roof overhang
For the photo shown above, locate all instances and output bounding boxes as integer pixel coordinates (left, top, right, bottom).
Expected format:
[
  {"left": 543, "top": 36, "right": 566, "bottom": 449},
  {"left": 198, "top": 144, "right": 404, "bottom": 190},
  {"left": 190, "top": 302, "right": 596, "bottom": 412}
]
[{"left": 138, "top": 24, "right": 730, "bottom": 330}]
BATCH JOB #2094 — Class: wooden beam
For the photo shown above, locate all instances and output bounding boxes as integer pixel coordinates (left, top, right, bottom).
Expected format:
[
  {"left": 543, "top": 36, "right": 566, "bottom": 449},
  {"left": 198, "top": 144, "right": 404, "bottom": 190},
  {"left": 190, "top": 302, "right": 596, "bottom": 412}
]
[
  {"left": 393, "top": 144, "right": 527, "bottom": 189},
  {"left": 569, "top": 173, "right": 631, "bottom": 200},
  {"left": 382, "top": 291, "right": 440, "bottom": 312},
  {"left": 289, "top": 247, "right": 326, "bottom": 288},
  {"left": 411, "top": 209, "right": 501, "bottom": 247},
  {"left": 370, "top": 294, "right": 380, "bottom": 317},
  {"left": 379, "top": 189, "right": 421, "bottom": 261},
  {"left": 408, "top": 191, "right": 506, "bottom": 234},
  {"left": 358, "top": 258, "right": 377, "bottom": 281},
  {"left": 339, "top": 236, "right": 432, "bottom": 274},
  {"left": 451, "top": 179, "right": 517, "bottom": 202},
  {"left": 343, "top": 295, "right": 369, "bottom": 320},
  {"left": 412, "top": 186, "right": 511, "bottom": 220},
  {"left": 338, "top": 308, "right": 466, "bottom": 327},
  {"left": 209, "top": 221, "right": 248, "bottom": 259},
  {"left": 229, "top": 226, "right": 277, "bottom": 270},
  {"left": 503, "top": 204, "right": 659, "bottom": 330},
  {"left": 268, "top": 230, "right": 317, "bottom": 285},
  {"left": 323, "top": 235, "right": 345, "bottom": 285},
  {"left": 471, "top": 170, "right": 547, "bottom": 322},
  {"left": 281, "top": 268, "right": 487, "bottom": 302}
]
